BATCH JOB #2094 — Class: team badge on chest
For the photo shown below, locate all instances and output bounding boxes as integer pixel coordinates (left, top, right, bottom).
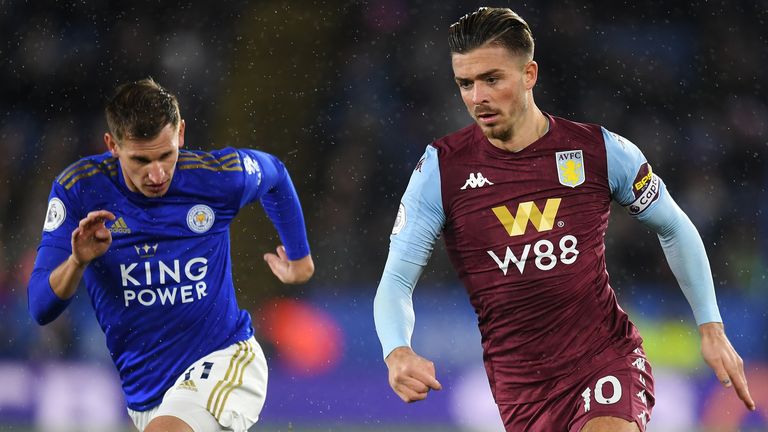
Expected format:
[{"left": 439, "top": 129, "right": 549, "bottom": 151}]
[
  {"left": 555, "top": 150, "right": 586, "bottom": 188},
  {"left": 187, "top": 204, "right": 215, "bottom": 233}
]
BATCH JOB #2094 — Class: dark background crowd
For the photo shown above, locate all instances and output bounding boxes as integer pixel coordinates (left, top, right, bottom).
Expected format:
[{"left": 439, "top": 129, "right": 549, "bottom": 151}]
[{"left": 0, "top": 0, "right": 765, "bottom": 365}]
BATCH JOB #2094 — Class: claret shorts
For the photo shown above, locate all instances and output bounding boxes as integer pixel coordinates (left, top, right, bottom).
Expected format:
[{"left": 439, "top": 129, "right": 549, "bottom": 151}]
[{"left": 498, "top": 346, "right": 655, "bottom": 432}]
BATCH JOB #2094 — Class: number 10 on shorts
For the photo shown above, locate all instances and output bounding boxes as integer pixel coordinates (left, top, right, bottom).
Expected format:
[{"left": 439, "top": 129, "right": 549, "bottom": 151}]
[{"left": 581, "top": 375, "right": 622, "bottom": 412}]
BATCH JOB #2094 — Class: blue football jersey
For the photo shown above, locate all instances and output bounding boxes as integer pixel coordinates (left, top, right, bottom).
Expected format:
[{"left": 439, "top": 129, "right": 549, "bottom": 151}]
[{"left": 32, "top": 147, "right": 309, "bottom": 410}]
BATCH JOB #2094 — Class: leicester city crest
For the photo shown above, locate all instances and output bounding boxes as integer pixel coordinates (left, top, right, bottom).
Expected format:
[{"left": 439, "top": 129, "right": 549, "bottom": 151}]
[
  {"left": 187, "top": 204, "right": 215, "bottom": 233},
  {"left": 555, "top": 150, "right": 585, "bottom": 188}
]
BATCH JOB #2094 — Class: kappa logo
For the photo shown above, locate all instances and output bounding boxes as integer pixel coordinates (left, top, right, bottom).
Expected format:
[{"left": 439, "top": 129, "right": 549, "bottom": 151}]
[
  {"left": 636, "top": 389, "right": 648, "bottom": 407},
  {"left": 637, "top": 410, "right": 649, "bottom": 427},
  {"left": 492, "top": 198, "right": 562, "bottom": 236},
  {"left": 632, "top": 357, "right": 647, "bottom": 372},
  {"left": 109, "top": 217, "right": 132, "bottom": 234},
  {"left": 461, "top": 172, "right": 494, "bottom": 190}
]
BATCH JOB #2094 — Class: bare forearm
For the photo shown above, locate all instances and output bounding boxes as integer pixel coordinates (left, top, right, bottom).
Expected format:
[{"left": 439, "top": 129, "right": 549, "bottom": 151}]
[{"left": 49, "top": 255, "right": 88, "bottom": 300}]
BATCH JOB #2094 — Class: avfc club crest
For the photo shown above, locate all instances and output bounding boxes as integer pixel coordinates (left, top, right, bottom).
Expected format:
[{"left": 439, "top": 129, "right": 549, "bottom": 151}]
[
  {"left": 187, "top": 204, "right": 215, "bottom": 233},
  {"left": 555, "top": 150, "right": 586, "bottom": 188}
]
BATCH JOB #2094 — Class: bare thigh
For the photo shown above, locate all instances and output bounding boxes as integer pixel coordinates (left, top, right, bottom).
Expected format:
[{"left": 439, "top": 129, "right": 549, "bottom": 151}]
[
  {"left": 145, "top": 415, "right": 194, "bottom": 432},
  {"left": 581, "top": 416, "right": 640, "bottom": 432}
]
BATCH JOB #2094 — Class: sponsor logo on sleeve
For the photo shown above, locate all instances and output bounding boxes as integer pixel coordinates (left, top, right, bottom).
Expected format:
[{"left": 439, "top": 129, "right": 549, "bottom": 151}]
[
  {"left": 187, "top": 204, "right": 215, "bottom": 233},
  {"left": 626, "top": 163, "right": 660, "bottom": 215},
  {"left": 43, "top": 198, "right": 66, "bottom": 232},
  {"left": 392, "top": 203, "right": 406, "bottom": 235},
  {"left": 243, "top": 155, "right": 262, "bottom": 186},
  {"left": 555, "top": 150, "right": 585, "bottom": 188}
]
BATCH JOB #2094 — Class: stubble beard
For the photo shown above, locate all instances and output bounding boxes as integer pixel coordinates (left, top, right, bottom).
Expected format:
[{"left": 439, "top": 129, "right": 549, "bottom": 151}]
[
  {"left": 488, "top": 125, "right": 512, "bottom": 142},
  {"left": 476, "top": 119, "right": 513, "bottom": 143}
]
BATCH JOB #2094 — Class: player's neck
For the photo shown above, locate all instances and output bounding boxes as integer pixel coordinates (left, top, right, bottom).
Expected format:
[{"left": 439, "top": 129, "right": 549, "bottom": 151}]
[{"left": 488, "top": 107, "right": 548, "bottom": 153}]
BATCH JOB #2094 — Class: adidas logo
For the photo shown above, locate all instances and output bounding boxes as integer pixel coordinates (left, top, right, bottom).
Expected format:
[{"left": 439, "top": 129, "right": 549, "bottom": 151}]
[
  {"left": 109, "top": 217, "right": 131, "bottom": 234},
  {"left": 461, "top": 172, "right": 494, "bottom": 190},
  {"left": 177, "top": 379, "right": 198, "bottom": 392}
]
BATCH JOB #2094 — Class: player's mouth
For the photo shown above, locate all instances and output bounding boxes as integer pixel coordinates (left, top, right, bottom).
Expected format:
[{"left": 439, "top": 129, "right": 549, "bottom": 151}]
[
  {"left": 144, "top": 180, "right": 169, "bottom": 195},
  {"left": 475, "top": 111, "right": 500, "bottom": 124}
]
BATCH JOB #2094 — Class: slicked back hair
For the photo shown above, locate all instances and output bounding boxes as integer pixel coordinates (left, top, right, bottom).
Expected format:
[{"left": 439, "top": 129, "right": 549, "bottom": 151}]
[
  {"left": 448, "top": 7, "right": 534, "bottom": 59},
  {"left": 105, "top": 78, "right": 180, "bottom": 142}
]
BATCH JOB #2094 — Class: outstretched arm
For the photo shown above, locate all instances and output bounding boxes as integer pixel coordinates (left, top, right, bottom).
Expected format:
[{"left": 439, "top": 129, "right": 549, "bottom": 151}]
[
  {"left": 238, "top": 149, "right": 313, "bottom": 284},
  {"left": 638, "top": 191, "right": 755, "bottom": 411},
  {"left": 604, "top": 127, "right": 754, "bottom": 410},
  {"left": 374, "top": 253, "right": 442, "bottom": 402}
]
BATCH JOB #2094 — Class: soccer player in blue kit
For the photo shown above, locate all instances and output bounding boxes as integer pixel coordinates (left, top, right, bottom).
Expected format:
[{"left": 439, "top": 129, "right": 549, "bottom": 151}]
[{"left": 28, "top": 78, "right": 314, "bottom": 432}]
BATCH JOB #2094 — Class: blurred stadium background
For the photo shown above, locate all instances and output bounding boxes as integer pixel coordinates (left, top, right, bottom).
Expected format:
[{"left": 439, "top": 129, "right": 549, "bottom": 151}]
[{"left": 1, "top": 1, "right": 766, "bottom": 431}]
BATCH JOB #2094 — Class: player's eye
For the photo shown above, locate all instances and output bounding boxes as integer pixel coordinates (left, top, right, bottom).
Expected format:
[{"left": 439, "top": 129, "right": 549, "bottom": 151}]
[
  {"left": 486, "top": 76, "right": 498, "bottom": 85},
  {"left": 457, "top": 80, "right": 473, "bottom": 90}
]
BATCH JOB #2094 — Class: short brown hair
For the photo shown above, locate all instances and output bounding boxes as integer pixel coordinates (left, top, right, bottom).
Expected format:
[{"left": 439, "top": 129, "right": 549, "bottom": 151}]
[
  {"left": 448, "top": 7, "right": 534, "bottom": 59},
  {"left": 105, "top": 78, "right": 180, "bottom": 142}
]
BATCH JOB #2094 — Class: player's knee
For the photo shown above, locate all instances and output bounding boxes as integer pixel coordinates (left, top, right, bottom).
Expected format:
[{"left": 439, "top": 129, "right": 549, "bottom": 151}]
[
  {"left": 580, "top": 416, "right": 640, "bottom": 432},
  {"left": 145, "top": 415, "right": 195, "bottom": 432}
]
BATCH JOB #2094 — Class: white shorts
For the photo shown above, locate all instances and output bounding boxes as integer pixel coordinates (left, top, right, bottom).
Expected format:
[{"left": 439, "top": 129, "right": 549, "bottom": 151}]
[{"left": 128, "top": 336, "right": 268, "bottom": 432}]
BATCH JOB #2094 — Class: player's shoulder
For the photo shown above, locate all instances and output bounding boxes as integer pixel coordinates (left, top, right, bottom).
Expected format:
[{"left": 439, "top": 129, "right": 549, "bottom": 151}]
[
  {"left": 431, "top": 123, "right": 479, "bottom": 156},
  {"left": 177, "top": 147, "right": 246, "bottom": 176},
  {"left": 55, "top": 152, "right": 118, "bottom": 191},
  {"left": 549, "top": 115, "right": 604, "bottom": 143}
]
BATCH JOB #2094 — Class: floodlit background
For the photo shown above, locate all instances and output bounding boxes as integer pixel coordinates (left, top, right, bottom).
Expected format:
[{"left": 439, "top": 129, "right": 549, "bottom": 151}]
[{"left": 1, "top": 1, "right": 766, "bottom": 431}]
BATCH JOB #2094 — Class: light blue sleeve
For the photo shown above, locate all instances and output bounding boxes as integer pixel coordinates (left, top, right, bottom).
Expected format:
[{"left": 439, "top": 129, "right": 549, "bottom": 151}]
[
  {"left": 373, "top": 146, "right": 445, "bottom": 358},
  {"left": 604, "top": 128, "right": 722, "bottom": 325},
  {"left": 373, "top": 255, "right": 426, "bottom": 358},
  {"left": 389, "top": 146, "right": 446, "bottom": 265}
]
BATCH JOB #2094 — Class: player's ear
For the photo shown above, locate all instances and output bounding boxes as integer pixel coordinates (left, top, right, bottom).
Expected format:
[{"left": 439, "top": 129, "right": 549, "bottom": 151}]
[
  {"left": 523, "top": 60, "right": 538, "bottom": 90},
  {"left": 104, "top": 133, "right": 118, "bottom": 156},
  {"left": 177, "top": 120, "right": 185, "bottom": 149}
]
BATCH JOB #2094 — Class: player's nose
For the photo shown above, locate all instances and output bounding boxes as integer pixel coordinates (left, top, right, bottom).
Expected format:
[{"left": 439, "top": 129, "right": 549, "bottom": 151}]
[
  {"left": 471, "top": 83, "right": 488, "bottom": 105},
  {"left": 147, "top": 162, "right": 166, "bottom": 183}
]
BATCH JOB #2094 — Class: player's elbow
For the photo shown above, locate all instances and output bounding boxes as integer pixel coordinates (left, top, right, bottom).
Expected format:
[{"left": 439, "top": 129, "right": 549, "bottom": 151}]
[{"left": 28, "top": 298, "right": 57, "bottom": 326}]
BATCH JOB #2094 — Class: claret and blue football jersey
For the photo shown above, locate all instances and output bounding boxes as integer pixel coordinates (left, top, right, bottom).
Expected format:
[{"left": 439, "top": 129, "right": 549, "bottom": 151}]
[
  {"left": 375, "top": 114, "right": 721, "bottom": 404},
  {"left": 29, "top": 147, "right": 310, "bottom": 411}
]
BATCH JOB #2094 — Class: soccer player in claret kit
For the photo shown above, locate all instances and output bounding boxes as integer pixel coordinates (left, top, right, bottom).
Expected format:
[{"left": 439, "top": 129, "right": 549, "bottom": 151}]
[
  {"left": 28, "top": 78, "right": 315, "bottom": 432},
  {"left": 373, "top": 7, "right": 755, "bottom": 432}
]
